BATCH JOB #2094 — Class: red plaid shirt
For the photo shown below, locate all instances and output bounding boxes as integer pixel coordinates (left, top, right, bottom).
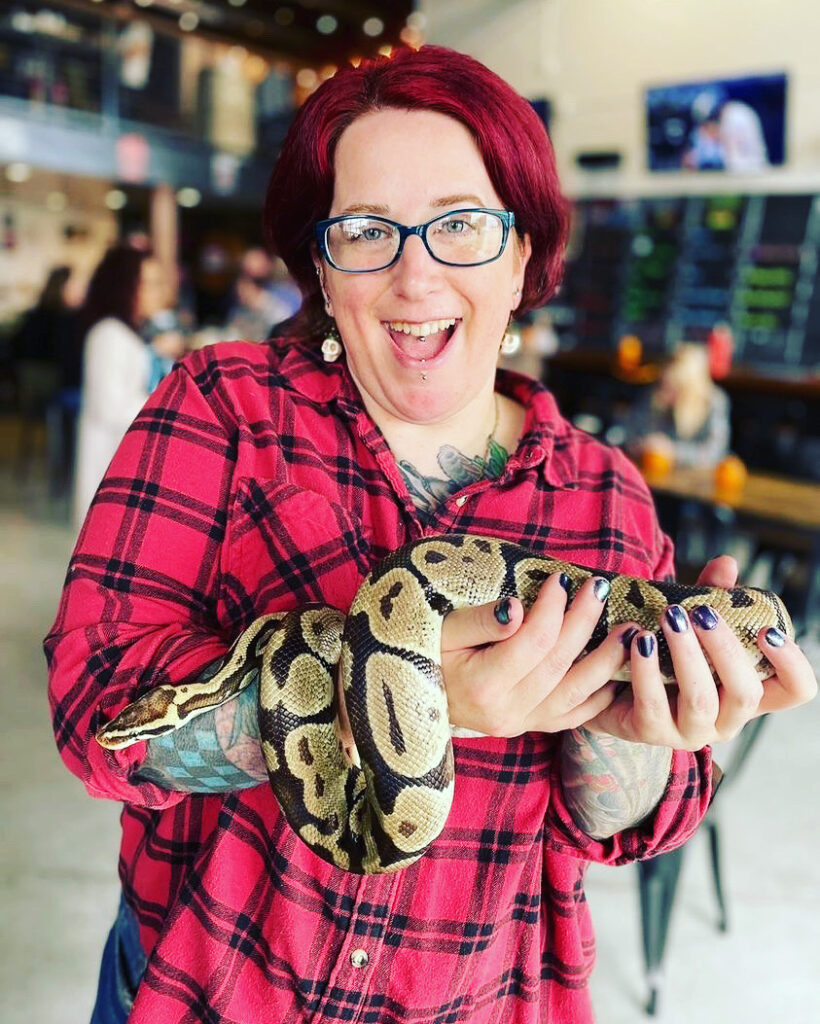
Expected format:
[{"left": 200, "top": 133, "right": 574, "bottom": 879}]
[{"left": 46, "top": 341, "right": 713, "bottom": 1024}]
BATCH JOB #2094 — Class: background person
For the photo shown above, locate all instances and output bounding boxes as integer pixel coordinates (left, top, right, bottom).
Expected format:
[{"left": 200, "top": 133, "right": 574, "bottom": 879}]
[
  {"left": 72, "top": 244, "right": 182, "bottom": 528},
  {"left": 46, "top": 46, "right": 816, "bottom": 1024}
]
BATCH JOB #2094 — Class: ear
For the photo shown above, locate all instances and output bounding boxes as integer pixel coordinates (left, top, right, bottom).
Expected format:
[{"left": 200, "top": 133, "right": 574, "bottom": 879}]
[
  {"left": 313, "top": 255, "right": 334, "bottom": 317},
  {"left": 511, "top": 232, "right": 532, "bottom": 312}
]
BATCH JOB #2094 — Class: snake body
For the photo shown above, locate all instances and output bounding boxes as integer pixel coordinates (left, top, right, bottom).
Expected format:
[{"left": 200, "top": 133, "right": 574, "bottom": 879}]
[{"left": 96, "top": 533, "right": 793, "bottom": 874}]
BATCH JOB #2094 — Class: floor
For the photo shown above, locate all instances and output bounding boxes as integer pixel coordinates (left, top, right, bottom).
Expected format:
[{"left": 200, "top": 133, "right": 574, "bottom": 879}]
[{"left": 2, "top": 454, "right": 819, "bottom": 1024}]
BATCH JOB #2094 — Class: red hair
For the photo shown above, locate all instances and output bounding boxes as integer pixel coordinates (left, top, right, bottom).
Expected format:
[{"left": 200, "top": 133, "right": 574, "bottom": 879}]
[{"left": 264, "top": 45, "right": 569, "bottom": 342}]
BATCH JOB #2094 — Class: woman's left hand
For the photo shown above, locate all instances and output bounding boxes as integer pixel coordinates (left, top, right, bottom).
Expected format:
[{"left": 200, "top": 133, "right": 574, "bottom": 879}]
[{"left": 586, "top": 555, "right": 818, "bottom": 751}]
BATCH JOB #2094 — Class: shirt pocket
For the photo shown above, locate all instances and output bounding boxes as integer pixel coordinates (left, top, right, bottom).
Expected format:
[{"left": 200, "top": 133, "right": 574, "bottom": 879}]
[{"left": 226, "top": 479, "right": 372, "bottom": 622}]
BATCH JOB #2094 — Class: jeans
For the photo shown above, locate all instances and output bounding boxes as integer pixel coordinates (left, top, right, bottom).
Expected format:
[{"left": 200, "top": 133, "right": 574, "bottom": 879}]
[{"left": 90, "top": 895, "right": 147, "bottom": 1024}]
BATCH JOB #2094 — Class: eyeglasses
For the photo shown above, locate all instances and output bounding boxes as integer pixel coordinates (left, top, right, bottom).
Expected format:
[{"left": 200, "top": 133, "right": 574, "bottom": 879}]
[{"left": 314, "top": 208, "right": 515, "bottom": 274}]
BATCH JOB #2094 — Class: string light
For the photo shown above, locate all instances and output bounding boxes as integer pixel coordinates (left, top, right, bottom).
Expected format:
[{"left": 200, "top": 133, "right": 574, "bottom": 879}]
[
  {"left": 316, "top": 15, "right": 337, "bottom": 35},
  {"left": 179, "top": 11, "right": 199, "bottom": 31},
  {"left": 105, "top": 189, "right": 127, "bottom": 210},
  {"left": 176, "top": 187, "right": 201, "bottom": 207},
  {"left": 362, "top": 17, "right": 384, "bottom": 37}
]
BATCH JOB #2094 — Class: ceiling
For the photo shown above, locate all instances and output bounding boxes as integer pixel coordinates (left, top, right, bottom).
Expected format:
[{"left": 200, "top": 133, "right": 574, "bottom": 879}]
[{"left": 63, "top": 0, "right": 420, "bottom": 66}]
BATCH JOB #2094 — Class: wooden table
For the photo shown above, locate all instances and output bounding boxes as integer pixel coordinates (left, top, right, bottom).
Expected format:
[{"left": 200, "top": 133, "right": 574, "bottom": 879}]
[
  {"left": 645, "top": 466, "right": 820, "bottom": 532},
  {"left": 644, "top": 465, "right": 820, "bottom": 627}
]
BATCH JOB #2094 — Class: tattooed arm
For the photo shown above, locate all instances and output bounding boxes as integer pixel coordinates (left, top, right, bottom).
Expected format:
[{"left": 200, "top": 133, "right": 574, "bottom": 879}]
[
  {"left": 559, "top": 728, "right": 673, "bottom": 840},
  {"left": 135, "top": 673, "right": 267, "bottom": 792}
]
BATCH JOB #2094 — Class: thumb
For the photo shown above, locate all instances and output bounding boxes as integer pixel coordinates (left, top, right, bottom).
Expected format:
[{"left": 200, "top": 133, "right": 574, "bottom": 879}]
[
  {"left": 695, "top": 554, "right": 738, "bottom": 588},
  {"left": 441, "top": 597, "right": 524, "bottom": 653}
]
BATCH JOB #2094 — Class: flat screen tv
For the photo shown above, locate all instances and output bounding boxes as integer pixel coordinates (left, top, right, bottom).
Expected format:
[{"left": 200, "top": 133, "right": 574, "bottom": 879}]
[{"left": 646, "top": 73, "right": 787, "bottom": 172}]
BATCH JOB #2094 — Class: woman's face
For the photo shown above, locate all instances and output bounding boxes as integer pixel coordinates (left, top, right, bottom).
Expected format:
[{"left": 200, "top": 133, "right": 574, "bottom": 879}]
[
  {"left": 320, "top": 108, "right": 530, "bottom": 431},
  {"left": 135, "top": 256, "right": 166, "bottom": 323}
]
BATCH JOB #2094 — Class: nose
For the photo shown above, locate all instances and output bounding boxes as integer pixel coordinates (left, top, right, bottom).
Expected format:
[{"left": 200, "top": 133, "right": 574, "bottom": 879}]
[{"left": 390, "top": 233, "right": 443, "bottom": 299}]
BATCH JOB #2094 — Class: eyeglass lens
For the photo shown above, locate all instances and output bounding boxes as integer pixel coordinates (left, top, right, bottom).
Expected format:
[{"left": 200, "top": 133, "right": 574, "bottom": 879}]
[{"left": 325, "top": 210, "right": 506, "bottom": 271}]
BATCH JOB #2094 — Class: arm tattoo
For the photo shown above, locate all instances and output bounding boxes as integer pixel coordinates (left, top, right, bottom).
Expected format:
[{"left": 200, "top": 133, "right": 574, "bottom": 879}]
[
  {"left": 135, "top": 673, "right": 267, "bottom": 793},
  {"left": 560, "top": 727, "right": 674, "bottom": 840}
]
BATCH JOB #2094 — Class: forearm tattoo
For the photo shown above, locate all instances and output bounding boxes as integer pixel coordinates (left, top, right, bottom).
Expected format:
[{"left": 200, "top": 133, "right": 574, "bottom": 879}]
[
  {"left": 560, "top": 727, "right": 674, "bottom": 840},
  {"left": 135, "top": 669, "right": 267, "bottom": 793}
]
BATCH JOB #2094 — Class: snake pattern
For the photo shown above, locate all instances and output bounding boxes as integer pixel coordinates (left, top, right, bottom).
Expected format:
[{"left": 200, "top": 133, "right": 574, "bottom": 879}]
[{"left": 96, "top": 533, "right": 794, "bottom": 874}]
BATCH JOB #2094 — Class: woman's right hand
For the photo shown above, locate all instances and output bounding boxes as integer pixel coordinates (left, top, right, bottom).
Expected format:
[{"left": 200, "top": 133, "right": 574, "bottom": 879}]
[{"left": 440, "top": 573, "right": 635, "bottom": 737}]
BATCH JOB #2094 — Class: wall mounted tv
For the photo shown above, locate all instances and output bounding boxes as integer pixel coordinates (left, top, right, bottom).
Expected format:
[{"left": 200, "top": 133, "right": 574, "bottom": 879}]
[{"left": 646, "top": 73, "right": 787, "bottom": 172}]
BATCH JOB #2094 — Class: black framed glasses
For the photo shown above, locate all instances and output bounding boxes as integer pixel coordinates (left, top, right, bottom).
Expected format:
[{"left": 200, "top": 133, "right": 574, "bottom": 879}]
[{"left": 314, "top": 208, "right": 515, "bottom": 273}]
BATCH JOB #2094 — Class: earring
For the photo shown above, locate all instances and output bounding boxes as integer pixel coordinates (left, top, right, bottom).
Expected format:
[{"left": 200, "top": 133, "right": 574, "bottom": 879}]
[
  {"left": 500, "top": 326, "right": 521, "bottom": 356},
  {"left": 321, "top": 323, "right": 343, "bottom": 363}
]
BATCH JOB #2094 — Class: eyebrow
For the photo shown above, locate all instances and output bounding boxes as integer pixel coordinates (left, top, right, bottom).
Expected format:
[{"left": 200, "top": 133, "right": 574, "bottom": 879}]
[{"left": 337, "top": 194, "right": 488, "bottom": 218}]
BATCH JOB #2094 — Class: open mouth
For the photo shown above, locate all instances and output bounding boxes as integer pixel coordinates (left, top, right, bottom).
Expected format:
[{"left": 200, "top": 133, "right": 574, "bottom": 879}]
[{"left": 383, "top": 317, "right": 461, "bottom": 364}]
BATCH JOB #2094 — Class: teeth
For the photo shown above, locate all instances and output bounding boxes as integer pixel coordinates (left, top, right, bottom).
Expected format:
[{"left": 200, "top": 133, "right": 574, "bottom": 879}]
[{"left": 387, "top": 318, "right": 457, "bottom": 337}]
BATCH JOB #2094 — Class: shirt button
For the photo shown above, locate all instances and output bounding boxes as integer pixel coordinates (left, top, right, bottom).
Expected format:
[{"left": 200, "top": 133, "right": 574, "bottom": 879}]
[
  {"left": 455, "top": 495, "right": 467, "bottom": 507},
  {"left": 350, "top": 948, "right": 370, "bottom": 969}
]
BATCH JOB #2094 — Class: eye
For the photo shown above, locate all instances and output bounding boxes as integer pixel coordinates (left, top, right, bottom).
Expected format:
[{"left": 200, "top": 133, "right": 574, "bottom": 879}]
[
  {"left": 361, "top": 225, "right": 386, "bottom": 242},
  {"left": 439, "top": 216, "right": 470, "bottom": 234}
]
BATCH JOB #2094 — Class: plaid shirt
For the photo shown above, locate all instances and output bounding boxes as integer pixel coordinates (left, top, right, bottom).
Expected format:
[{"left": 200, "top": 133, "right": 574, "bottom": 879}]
[{"left": 46, "top": 341, "right": 713, "bottom": 1024}]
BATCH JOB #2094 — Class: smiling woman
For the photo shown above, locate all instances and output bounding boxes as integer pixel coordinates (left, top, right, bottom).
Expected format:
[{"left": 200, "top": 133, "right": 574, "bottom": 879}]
[{"left": 45, "top": 44, "right": 816, "bottom": 1024}]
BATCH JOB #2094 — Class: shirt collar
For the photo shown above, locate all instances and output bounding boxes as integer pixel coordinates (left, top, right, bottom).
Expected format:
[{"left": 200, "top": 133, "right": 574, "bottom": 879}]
[{"left": 276, "top": 341, "right": 578, "bottom": 489}]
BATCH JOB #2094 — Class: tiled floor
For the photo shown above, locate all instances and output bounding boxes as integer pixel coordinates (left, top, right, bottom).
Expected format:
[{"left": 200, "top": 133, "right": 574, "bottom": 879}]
[{"left": 2, "top": 464, "right": 818, "bottom": 1024}]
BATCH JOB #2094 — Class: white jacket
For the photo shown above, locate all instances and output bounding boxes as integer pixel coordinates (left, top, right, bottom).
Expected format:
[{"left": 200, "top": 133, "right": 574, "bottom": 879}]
[{"left": 73, "top": 317, "right": 150, "bottom": 529}]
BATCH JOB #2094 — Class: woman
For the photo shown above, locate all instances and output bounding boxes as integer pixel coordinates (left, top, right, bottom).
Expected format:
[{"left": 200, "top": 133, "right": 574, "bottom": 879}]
[
  {"left": 627, "top": 341, "right": 731, "bottom": 469},
  {"left": 46, "top": 47, "right": 816, "bottom": 1024},
  {"left": 72, "top": 244, "right": 173, "bottom": 528}
]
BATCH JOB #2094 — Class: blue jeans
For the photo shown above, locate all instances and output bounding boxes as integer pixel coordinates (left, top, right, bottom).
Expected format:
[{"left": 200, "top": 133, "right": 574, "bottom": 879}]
[{"left": 90, "top": 895, "right": 147, "bottom": 1024}]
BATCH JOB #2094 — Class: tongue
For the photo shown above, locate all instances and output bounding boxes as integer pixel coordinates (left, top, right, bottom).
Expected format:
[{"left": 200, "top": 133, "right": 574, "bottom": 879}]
[{"left": 387, "top": 327, "right": 452, "bottom": 360}]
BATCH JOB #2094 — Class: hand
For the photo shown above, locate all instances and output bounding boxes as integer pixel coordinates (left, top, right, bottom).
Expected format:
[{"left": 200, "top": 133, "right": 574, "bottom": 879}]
[
  {"left": 586, "top": 555, "right": 818, "bottom": 750},
  {"left": 440, "top": 573, "right": 635, "bottom": 737}
]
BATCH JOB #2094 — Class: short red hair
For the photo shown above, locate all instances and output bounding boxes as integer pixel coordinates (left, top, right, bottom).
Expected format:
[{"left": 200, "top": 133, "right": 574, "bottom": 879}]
[{"left": 264, "top": 45, "right": 568, "bottom": 341}]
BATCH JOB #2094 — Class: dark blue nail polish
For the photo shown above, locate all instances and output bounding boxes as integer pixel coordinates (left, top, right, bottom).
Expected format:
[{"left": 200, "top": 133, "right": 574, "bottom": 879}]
[
  {"left": 593, "top": 577, "right": 611, "bottom": 601},
  {"left": 637, "top": 633, "right": 655, "bottom": 658},
  {"left": 621, "top": 626, "right": 639, "bottom": 649},
  {"left": 665, "top": 605, "right": 689, "bottom": 633},
  {"left": 494, "top": 597, "right": 512, "bottom": 625},
  {"left": 765, "top": 627, "right": 785, "bottom": 647},
  {"left": 692, "top": 605, "right": 718, "bottom": 631},
  {"left": 559, "top": 572, "right": 571, "bottom": 593}
]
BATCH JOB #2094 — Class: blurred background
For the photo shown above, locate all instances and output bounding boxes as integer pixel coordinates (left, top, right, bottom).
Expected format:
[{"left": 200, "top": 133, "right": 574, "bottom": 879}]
[{"left": 1, "top": 2, "right": 818, "bottom": 1022}]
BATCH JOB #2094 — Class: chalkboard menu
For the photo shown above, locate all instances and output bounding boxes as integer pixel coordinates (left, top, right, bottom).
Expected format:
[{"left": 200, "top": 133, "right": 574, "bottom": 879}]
[{"left": 549, "top": 192, "right": 820, "bottom": 371}]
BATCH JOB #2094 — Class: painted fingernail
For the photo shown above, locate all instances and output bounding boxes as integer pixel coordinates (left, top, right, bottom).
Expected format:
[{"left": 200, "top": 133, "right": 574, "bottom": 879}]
[
  {"left": 558, "top": 572, "right": 571, "bottom": 593},
  {"left": 637, "top": 633, "right": 655, "bottom": 658},
  {"left": 765, "top": 627, "right": 785, "bottom": 647},
  {"left": 494, "top": 597, "right": 512, "bottom": 625},
  {"left": 621, "top": 626, "right": 639, "bottom": 649},
  {"left": 692, "top": 605, "right": 718, "bottom": 631},
  {"left": 665, "top": 605, "right": 689, "bottom": 633},
  {"left": 593, "top": 577, "right": 611, "bottom": 601}
]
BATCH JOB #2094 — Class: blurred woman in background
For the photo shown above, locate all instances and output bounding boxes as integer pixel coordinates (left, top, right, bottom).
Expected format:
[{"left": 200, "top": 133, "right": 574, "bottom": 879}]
[{"left": 73, "top": 244, "right": 182, "bottom": 528}]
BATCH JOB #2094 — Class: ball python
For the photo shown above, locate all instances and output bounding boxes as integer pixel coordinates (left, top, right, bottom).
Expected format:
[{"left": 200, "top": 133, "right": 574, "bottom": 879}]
[{"left": 96, "top": 533, "right": 793, "bottom": 875}]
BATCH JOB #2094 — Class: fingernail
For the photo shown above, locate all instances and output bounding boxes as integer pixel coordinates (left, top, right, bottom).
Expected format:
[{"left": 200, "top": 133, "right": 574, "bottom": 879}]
[
  {"left": 692, "top": 605, "right": 718, "bottom": 631},
  {"left": 558, "top": 572, "right": 571, "bottom": 593},
  {"left": 765, "top": 627, "right": 785, "bottom": 647},
  {"left": 621, "top": 626, "right": 639, "bottom": 649},
  {"left": 665, "top": 605, "right": 689, "bottom": 633},
  {"left": 593, "top": 577, "right": 611, "bottom": 601},
  {"left": 637, "top": 633, "right": 655, "bottom": 658},
  {"left": 494, "top": 597, "right": 512, "bottom": 625}
]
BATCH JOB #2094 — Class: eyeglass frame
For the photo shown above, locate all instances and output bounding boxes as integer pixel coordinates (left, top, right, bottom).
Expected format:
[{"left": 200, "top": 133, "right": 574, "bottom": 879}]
[{"left": 313, "top": 208, "right": 516, "bottom": 274}]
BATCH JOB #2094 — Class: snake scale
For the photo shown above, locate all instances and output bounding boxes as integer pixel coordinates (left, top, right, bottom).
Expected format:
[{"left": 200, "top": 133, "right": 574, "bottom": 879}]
[{"left": 96, "top": 533, "right": 793, "bottom": 874}]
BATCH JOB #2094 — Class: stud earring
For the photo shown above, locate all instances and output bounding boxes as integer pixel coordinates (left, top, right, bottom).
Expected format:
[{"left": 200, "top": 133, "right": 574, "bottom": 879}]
[{"left": 321, "top": 323, "right": 343, "bottom": 363}]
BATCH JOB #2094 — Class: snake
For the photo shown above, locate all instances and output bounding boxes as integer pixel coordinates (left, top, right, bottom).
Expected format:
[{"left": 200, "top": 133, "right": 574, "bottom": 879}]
[{"left": 96, "top": 533, "right": 793, "bottom": 875}]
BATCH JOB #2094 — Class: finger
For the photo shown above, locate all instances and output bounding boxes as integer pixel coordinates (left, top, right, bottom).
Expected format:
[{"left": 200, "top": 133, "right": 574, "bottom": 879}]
[
  {"left": 548, "top": 573, "right": 613, "bottom": 672},
  {"left": 756, "top": 627, "right": 819, "bottom": 714},
  {"left": 494, "top": 571, "right": 570, "bottom": 681},
  {"left": 441, "top": 596, "right": 524, "bottom": 653},
  {"left": 688, "top": 603, "right": 764, "bottom": 738},
  {"left": 664, "top": 604, "right": 720, "bottom": 744},
  {"left": 627, "top": 630, "right": 676, "bottom": 746},
  {"left": 695, "top": 555, "right": 738, "bottom": 588},
  {"left": 522, "top": 623, "right": 636, "bottom": 730}
]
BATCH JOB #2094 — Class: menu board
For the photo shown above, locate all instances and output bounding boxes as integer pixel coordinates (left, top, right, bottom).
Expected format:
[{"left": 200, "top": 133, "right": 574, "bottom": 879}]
[{"left": 550, "top": 192, "right": 820, "bottom": 371}]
